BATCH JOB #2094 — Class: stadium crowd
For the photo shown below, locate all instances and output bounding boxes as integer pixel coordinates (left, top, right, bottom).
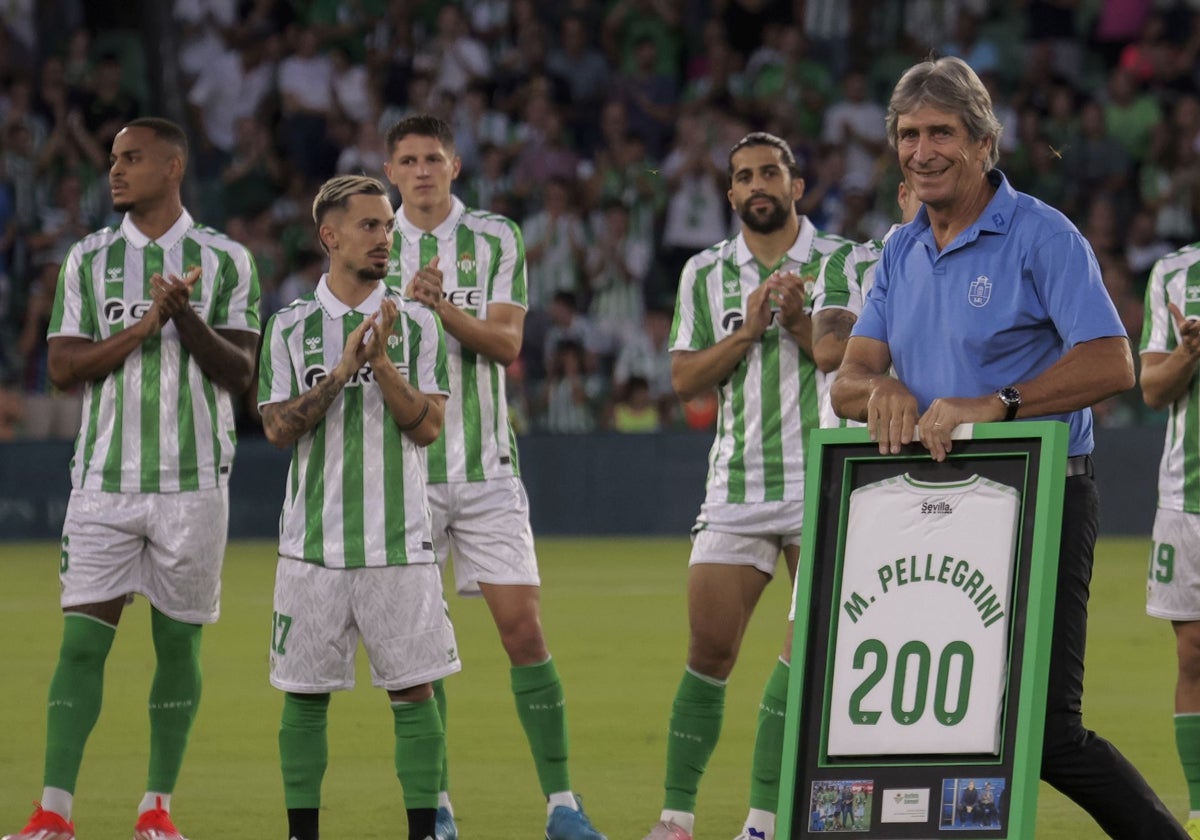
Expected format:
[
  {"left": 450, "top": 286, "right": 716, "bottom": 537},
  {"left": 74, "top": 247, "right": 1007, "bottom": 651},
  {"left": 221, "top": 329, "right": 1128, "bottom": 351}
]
[{"left": 1, "top": 0, "right": 1199, "bottom": 438}]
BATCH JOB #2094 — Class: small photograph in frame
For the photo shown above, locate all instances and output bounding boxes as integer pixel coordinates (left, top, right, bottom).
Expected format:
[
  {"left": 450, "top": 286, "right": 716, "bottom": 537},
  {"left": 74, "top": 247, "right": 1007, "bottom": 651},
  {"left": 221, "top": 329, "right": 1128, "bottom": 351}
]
[
  {"left": 808, "top": 779, "right": 874, "bottom": 833},
  {"left": 940, "top": 777, "right": 1005, "bottom": 831}
]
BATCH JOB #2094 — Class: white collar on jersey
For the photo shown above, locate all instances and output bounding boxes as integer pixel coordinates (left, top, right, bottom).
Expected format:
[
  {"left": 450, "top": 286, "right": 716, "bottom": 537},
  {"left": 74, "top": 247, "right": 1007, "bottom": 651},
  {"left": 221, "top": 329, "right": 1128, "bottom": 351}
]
[
  {"left": 394, "top": 195, "right": 466, "bottom": 244},
  {"left": 734, "top": 214, "right": 816, "bottom": 267},
  {"left": 121, "top": 209, "right": 195, "bottom": 253},
  {"left": 315, "top": 274, "right": 388, "bottom": 318}
]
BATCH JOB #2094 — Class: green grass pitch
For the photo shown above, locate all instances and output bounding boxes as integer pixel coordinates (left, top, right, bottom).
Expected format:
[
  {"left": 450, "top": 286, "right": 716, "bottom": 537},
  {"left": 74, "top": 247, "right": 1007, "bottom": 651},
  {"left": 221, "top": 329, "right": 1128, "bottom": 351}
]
[{"left": 0, "top": 536, "right": 1183, "bottom": 839}]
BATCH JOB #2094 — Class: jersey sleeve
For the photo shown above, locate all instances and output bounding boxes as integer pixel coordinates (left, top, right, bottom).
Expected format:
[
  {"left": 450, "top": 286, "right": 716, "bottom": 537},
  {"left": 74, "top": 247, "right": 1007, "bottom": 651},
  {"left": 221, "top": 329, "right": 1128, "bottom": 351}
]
[
  {"left": 851, "top": 240, "right": 893, "bottom": 345},
  {"left": 211, "top": 241, "right": 262, "bottom": 334},
  {"left": 669, "top": 255, "right": 716, "bottom": 351},
  {"left": 257, "top": 312, "right": 298, "bottom": 408},
  {"left": 408, "top": 304, "right": 450, "bottom": 397},
  {"left": 488, "top": 217, "right": 528, "bottom": 309},
  {"left": 812, "top": 242, "right": 855, "bottom": 313},
  {"left": 1139, "top": 255, "right": 1177, "bottom": 354},
  {"left": 47, "top": 241, "right": 97, "bottom": 340}
]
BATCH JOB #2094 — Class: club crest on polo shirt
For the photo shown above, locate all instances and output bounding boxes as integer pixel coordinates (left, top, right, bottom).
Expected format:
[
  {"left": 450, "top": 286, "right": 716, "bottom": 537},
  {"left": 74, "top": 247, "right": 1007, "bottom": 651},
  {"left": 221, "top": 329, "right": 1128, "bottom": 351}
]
[{"left": 968, "top": 274, "right": 992, "bottom": 307}]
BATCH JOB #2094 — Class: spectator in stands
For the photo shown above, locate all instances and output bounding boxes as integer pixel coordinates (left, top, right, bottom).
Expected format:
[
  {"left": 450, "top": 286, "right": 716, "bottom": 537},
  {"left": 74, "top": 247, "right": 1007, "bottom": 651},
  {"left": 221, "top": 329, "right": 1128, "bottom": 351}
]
[
  {"left": 416, "top": 4, "right": 491, "bottom": 100},
  {"left": 328, "top": 44, "right": 372, "bottom": 125},
  {"left": 821, "top": 69, "right": 887, "bottom": 195},
  {"left": 1104, "top": 65, "right": 1162, "bottom": 165},
  {"left": 660, "top": 110, "right": 730, "bottom": 290},
  {"left": 939, "top": 10, "right": 1000, "bottom": 77},
  {"left": 73, "top": 53, "right": 138, "bottom": 152},
  {"left": 603, "top": 0, "right": 683, "bottom": 83},
  {"left": 186, "top": 35, "right": 273, "bottom": 174},
  {"left": 546, "top": 14, "right": 611, "bottom": 153},
  {"left": 27, "top": 173, "right": 94, "bottom": 267},
  {"left": 749, "top": 24, "right": 831, "bottom": 139},
  {"left": 1025, "top": 0, "right": 1084, "bottom": 83},
  {"left": 335, "top": 119, "right": 386, "bottom": 177},
  {"left": 511, "top": 103, "right": 582, "bottom": 207},
  {"left": 540, "top": 338, "right": 600, "bottom": 434},
  {"left": 1140, "top": 120, "right": 1200, "bottom": 246},
  {"left": 798, "top": 144, "right": 847, "bottom": 234},
  {"left": 273, "top": 247, "right": 324, "bottom": 312},
  {"left": 458, "top": 141, "right": 513, "bottom": 213},
  {"left": 1125, "top": 207, "right": 1174, "bottom": 290},
  {"left": 587, "top": 129, "right": 663, "bottom": 249},
  {"left": 1040, "top": 81, "right": 1081, "bottom": 157},
  {"left": 1063, "top": 99, "right": 1131, "bottom": 222},
  {"left": 453, "top": 81, "right": 511, "bottom": 175},
  {"left": 586, "top": 198, "right": 651, "bottom": 357},
  {"left": 524, "top": 176, "right": 587, "bottom": 314},
  {"left": 542, "top": 290, "right": 600, "bottom": 379},
  {"left": 220, "top": 116, "right": 286, "bottom": 223},
  {"left": 277, "top": 24, "right": 336, "bottom": 181},
  {"left": 607, "top": 374, "right": 661, "bottom": 432},
  {"left": 16, "top": 255, "right": 80, "bottom": 441},
  {"left": 612, "top": 304, "right": 675, "bottom": 426},
  {"left": 614, "top": 34, "right": 678, "bottom": 159}
]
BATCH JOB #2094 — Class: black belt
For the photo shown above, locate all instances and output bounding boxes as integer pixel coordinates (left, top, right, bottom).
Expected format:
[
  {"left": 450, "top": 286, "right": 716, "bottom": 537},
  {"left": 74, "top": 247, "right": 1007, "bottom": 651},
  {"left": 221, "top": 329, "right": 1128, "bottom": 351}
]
[{"left": 1066, "top": 455, "right": 1093, "bottom": 478}]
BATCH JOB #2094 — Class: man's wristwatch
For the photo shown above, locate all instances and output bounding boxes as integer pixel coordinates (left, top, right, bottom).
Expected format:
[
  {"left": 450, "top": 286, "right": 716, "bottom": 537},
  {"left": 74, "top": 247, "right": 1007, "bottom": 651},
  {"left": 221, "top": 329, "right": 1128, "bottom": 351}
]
[{"left": 997, "top": 386, "right": 1021, "bottom": 421}]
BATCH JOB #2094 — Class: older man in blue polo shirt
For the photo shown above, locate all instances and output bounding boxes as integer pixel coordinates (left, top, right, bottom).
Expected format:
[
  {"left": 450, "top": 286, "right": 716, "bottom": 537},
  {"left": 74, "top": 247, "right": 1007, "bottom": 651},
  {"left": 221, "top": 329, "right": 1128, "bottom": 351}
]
[{"left": 832, "top": 56, "right": 1187, "bottom": 840}]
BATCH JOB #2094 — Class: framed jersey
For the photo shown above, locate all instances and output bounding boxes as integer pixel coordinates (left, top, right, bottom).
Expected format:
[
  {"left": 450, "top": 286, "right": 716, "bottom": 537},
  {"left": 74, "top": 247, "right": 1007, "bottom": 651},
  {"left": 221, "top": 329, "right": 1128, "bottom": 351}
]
[{"left": 778, "top": 422, "right": 1067, "bottom": 840}]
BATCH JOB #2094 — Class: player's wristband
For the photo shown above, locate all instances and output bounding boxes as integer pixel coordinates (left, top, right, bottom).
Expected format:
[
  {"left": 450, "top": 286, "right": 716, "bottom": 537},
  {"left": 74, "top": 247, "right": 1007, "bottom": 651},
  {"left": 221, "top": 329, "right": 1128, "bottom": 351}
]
[{"left": 397, "top": 400, "right": 430, "bottom": 432}]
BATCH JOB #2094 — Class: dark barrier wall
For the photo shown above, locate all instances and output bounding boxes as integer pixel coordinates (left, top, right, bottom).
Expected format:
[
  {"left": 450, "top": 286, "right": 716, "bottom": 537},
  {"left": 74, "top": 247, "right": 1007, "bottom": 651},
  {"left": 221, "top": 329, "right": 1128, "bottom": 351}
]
[{"left": 0, "top": 427, "right": 1165, "bottom": 540}]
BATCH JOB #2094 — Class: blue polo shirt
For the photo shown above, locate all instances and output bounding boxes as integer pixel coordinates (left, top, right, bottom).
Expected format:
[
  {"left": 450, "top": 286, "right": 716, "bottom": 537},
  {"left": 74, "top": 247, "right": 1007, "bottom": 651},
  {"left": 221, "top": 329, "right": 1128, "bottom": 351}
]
[{"left": 853, "top": 170, "right": 1125, "bottom": 456}]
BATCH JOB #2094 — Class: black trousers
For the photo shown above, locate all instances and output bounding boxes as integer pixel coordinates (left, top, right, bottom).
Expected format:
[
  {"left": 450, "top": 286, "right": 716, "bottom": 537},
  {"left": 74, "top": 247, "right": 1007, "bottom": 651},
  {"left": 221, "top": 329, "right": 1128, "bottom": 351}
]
[{"left": 1040, "top": 473, "right": 1186, "bottom": 838}]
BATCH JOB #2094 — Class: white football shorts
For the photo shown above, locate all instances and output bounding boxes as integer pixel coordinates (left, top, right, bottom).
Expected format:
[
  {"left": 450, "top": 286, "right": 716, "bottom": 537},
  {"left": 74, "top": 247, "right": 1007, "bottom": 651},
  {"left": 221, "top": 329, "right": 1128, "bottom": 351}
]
[
  {"left": 269, "top": 557, "right": 461, "bottom": 693},
  {"left": 1147, "top": 507, "right": 1200, "bottom": 621},
  {"left": 427, "top": 477, "right": 540, "bottom": 597},
  {"left": 60, "top": 487, "right": 228, "bottom": 623}
]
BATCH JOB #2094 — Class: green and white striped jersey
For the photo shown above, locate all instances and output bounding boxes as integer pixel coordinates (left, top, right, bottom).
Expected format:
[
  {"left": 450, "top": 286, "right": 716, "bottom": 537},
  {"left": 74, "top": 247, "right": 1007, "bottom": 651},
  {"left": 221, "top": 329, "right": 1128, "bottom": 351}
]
[
  {"left": 258, "top": 278, "right": 449, "bottom": 568},
  {"left": 811, "top": 224, "right": 901, "bottom": 428},
  {"left": 671, "top": 218, "right": 849, "bottom": 505},
  {"left": 47, "top": 211, "right": 261, "bottom": 493},
  {"left": 388, "top": 196, "right": 526, "bottom": 484},
  {"left": 1140, "top": 241, "right": 1200, "bottom": 512}
]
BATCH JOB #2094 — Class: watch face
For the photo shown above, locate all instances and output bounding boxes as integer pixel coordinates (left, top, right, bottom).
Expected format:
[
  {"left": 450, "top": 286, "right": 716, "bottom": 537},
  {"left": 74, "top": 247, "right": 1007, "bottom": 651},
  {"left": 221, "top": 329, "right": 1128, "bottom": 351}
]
[{"left": 999, "top": 387, "right": 1020, "bottom": 405}]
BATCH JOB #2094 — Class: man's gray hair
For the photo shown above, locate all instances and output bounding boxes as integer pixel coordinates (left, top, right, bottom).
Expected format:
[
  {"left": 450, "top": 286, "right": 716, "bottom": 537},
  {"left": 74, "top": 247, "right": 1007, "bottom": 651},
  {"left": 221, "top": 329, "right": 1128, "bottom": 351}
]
[{"left": 886, "top": 56, "right": 1003, "bottom": 171}]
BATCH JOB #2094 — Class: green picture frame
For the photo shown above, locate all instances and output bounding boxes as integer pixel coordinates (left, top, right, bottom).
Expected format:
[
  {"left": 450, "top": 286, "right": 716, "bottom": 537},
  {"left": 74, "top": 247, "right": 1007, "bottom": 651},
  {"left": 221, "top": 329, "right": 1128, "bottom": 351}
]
[{"left": 778, "top": 421, "right": 1068, "bottom": 839}]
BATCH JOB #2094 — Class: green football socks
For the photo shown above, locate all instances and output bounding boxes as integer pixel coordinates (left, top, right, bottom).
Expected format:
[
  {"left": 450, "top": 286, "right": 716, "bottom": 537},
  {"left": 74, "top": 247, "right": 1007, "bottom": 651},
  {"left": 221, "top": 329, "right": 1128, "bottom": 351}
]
[
  {"left": 43, "top": 613, "right": 116, "bottom": 793},
  {"left": 663, "top": 668, "right": 726, "bottom": 812},
  {"left": 512, "top": 658, "right": 571, "bottom": 795},
  {"left": 1175, "top": 712, "right": 1200, "bottom": 810},
  {"left": 749, "top": 659, "right": 790, "bottom": 811},
  {"left": 392, "top": 698, "right": 444, "bottom": 810},
  {"left": 433, "top": 678, "right": 449, "bottom": 791},
  {"left": 146, "top": 609, "right": 202, "bottom": 793},
  {"left": 279, "top": 692, "right": 330, "bottom": 809}
]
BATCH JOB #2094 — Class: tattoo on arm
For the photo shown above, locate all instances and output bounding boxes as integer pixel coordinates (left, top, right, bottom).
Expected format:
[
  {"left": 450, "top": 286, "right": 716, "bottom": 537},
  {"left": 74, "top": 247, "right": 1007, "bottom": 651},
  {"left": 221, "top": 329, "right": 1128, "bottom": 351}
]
[
  {"left": 816, "top": 310, "right": 857, "bottom": 344},
  {"left": 263, "top": 373, "right": 346, "bottom": 445}
]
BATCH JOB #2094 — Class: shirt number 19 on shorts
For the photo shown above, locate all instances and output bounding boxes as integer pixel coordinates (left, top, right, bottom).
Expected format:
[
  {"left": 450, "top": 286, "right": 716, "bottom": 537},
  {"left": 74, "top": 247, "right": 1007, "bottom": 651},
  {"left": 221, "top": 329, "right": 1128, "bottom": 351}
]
[{"left": 1149, "top": 542, "right": 1174, "bottom": 584}]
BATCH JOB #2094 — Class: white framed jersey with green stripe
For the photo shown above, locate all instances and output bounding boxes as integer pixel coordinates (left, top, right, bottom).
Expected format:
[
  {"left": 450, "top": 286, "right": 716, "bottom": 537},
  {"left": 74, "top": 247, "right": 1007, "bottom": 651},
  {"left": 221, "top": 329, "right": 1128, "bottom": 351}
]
[
  {"left": 47, "top": 211, "right": 261, "bottom": 494},
  {"left": 388, "top": 196, "right": 526, "bottom": 484},
  {"left": 670, "top": 218, "right": 850, "bottom": 506},
  {"left": 1140, "top": 241, "right": 1200, "bottom": 512},
  {"left": 258, "top": 278, "right": 449, "bottom": 569}
]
